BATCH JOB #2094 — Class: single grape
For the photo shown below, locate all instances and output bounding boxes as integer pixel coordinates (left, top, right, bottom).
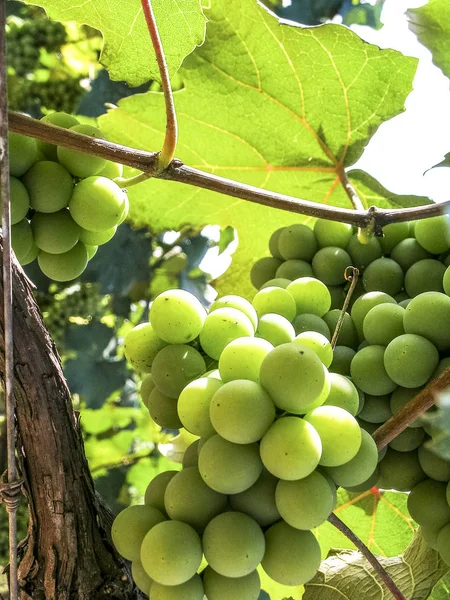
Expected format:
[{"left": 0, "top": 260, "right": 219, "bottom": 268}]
[
  {"left": 202, "top": 512, "right": 265, "bottom": 578},
  {"left": 2, "top": 177, "right": 30, "bottom": 224},
  {"left": 31, "top": 210, "right": 80, "bottom": 254},
  {"left": 209, "top": 294, "right": 258, "bottom": 329},
  {"left": 403, "top": 292, "right": 450, "bottom": 351},
  {"left": 357, "top": 393, "right": 392, "bottom": 423},
  {"left": 144, "top": 470, "right": 178, "bottom": 515},
  {"left": 218, "top": 336, "right": 273, "bottom": 383},
  {"left": 294, "top": 331, "right": 333, "bottom": 367},
  {"left": 256, "top": 313, "right": 295, "bottom": 346},
  {"left": 328, "top": 284, "right": 346, "bottom": 310},
  {"left": 140, "top": 373, "right": 155, "bottom": 406},
  {"left": 420, "top": 526, "right": 440, "bottom": 550},
  {"left": 150, "top": 575, "right": 204, "bottom": 600},
  {"left": 203, "top": 567, "right": 261, "bottom": 600},
  {"left": 323, "top": 373, "right": 360, "bottom": 416},
  {"left": 379, "top": 222, "right": 410, "bottom": 254},
  {"left": 23, "top": 160, "right": 73, "bottom": 213},
  {"left": 405, "top": 259, "right": 446, "bottom": 297},
  {"left": 343, "top": 467, "right": 380, "bottom": 493},
  {"left": 414, "top": 215, "right": 450, "bottom": 254},
  {"left": 9, "top": 132, "right": 37, "bottom": 177},
  {"left": 182, "top": 439, "right": 200, "bottom": 469},
  {"left": 378, "top": 449, "right": 425, "bottom": 492},
  {"left": 11, "top": 218, "right": 33, "bottom": 263},
  {"left": 57, "top": 124, "right": 107, "bottom": 177},
  {"left": 198, "top": 435, "right": 262, "bottom": 494},
  {"left": 151, "top": 344, "right": 206, "bottom": 398},
  {"left": 259, "top": 416, "right": 322, "bottom": 480},
  {"left": 150, "top": 289, "right": 206, "bottom": 344},
  {"left": 312, "top": 246, "right": 352, "bottom": 285},
  {"left": 390, "top": 237, "right": 432, "bottom": 272},
  {"left": 314, "top": 219, "right": 353, "bottom": 249},
  {"left": 252, "top": 286, "right": 296, "bottom": 321},
  {"left": 346, "top": 234, "right": 382, "bottom": 270},
  {"left": 350, "top": 291, "right": 397, "bottom": 340},
  {"left": 111, "top": 504, "right": 165, "bottom": 561},
  {"left": 329, "top": 345, "right": 356, "bottom": 376},
  {"left": 131, "top": 561, "right": 153, "bottom": 595},
  {"left": 262, "top": 521, "right": 321, "bottom": 586},
  {"left": 200, "top": 308, "right": 254, "bottom": 360},
  {"left": 325, "top": 429, "right": 378, "bottom": 487},
  {"left": 292, "top": 313, "right": 331, "bottom": 339},
  {"left": 147, "top": 388, "right": 182, "bottom": 428},
  {"left": 37, "top": 111, "right": 80, "bottom": 160},
  {"left": 287, "top": 277, "right": 331, "bottom": 317},
  {"left": 408, "top": 479, "right": 450, "bottom": 530},
  {"left": 250, "top": 257, "right": 282, "bottom": 289},
  {"left": 323, "top": 310, "right": 357, "bottom": 348},
  {"left": 389, "top": 427, "right": 425, "bottom": 452},
  {"left": 363, "top": 303, "right": 405, "bottom": 346},
  {"left": 140, "top": 520, "right": 202, "bottom": 586},
  {"left": 362, "top": 258, "right": 404, "bottom": 296},
  {"left": 20, "top": 243, "right": 39, "bottom": 266},
  {"left": 276, "top": 471, "right": 335, "bottom": 529},
  {"left": 350, "top": 345, "right": 397, "bottom": 395},
  {"left": 384, "top": 334, "right": 439, "bottom": 388},
  {"left": 418, "top": 445, "right": 450, "bottom": 481},
  {"left": 260, "top": 277, "right": 291, "bottom": 289},
  {"left": 268, "top": 227, "right": 285, "bottom": 259},
  {"left": 278, "top": 224, "right": 318, "bottom": 261},
  {"left": 276, "top": 259, "right": 313, "bottom": 280},
  {"left": 390, "top": 387, "right": 423, "bottom": 428},
  {"left": 79, "top": 226, "right": 117, "bottom": 246},
  {"left": 69, "top": 176, "right": 127, "bottom": 231},
  {"left": 123, "top": 323, "right": 168, "bottom": 373},
  {"left": 229, "top": 469, "right": 280, "bottom": 527},
  {"left": 437, "top": 523, "right": 450, "bottom": 566},
  {"left": 38, "top": 241, "right": 88, "bottom": 281},
  {"left": 177, "top": 376, "right": 222, "bottom": 438},
  {"left": 210, "top": 379, "right": 275, "bottom": 444},
  {"left": 97, "top": 160, "right": 124, "bottom": 179}
]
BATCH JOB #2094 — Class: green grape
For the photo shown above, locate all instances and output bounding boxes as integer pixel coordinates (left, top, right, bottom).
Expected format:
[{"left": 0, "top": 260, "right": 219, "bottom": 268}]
[
  {"left": 276, "top": 259, "right": 313, "bottom": 280},
  {"left": 325, "top": 429, "right": 378, "bottom": 487},
  {"left": 164, "top": 467, "right": 227, "bottom": 532},
  {"left": 312, "top": 247, "right": 352, "bottom": 285},
  {"left": 131, "top": 561, "right": 153, "bottom": 595},
  {"left": 363, "top": 303, "right": 405, "bottom": 346},
  {"left": 150, "top": 289, "right": 206, "bottom": 344},
  {"left": 209, "top": 294, "right": 258, "bottom": 329},
  {"left": 23, "top": 161, "right": 73, "bottom": 213},
  {"left": 200, "top": 308, "right": 254, "bottom": 360},
  {"left": 256, "top": 313, "right": 295, "bottom": 346},
  {"left": 111, "top": 504, "right": 165, "bottom": 561},
  {"left": 260, "top": 343, "right": 328, "bottom": 412},
  {"left": 414, "top": 215, "right": 450, "bottom": 254},
  {"left": 177, "top": 377, "right": 222, "bottom": 438},
  {"left": 203, "top": 567, "right": 260, "bottom": 600},
  {"left": 390, "top": 237, "right": 432, "bottom": 272},
  {"left": 395, "top": 291, "right": 410, "bottom": 303},
  {"left": 357, "top": 394, "right": 392, "bottom": 423},
  {"left": 350, "top": 345, "right": 397, "bottom": 395},
  {"left": 362, "top": 258, "right": 404, "bottom": 296},
  {"left": 259, "top": 416, "right": 322, "bottom": 480},
  {"left": 11, "top": 219, "right": 33, "bottom": 263},
  {"left": 31, "top": 210, "right": 80, "bottom": 254},
  {"left": 69, "top": 176, "right": 127, "bottom": 232},
  {"left": 98, "top": 160, "right": 124, "bottom": 179},
  {"left": 37, "top": 112, "right": 80, "bottom": 160},
  {"left": 378, "top": 449, "right": 425, "bottom": 492},
  {"left": 390, "top": 387, "right": 423, "bottom": 428},
  {"left": 140, "top": 373, "right": 156, "bottom": 406},
  {"left": 403, "top": 292, "right": 450, "bottom": 351},
  {"left": 287, "top": 277, "right": 331, "bottom": 317},
  {"left": 182, "top": 439, "right": 200, "bottom": 469},
  {"left": 405, "top": 259, "right": 446, "bottom": 297},
  {"left": 20, "top": 243, "right": 39, "bottom": 266},
  {"left": 262, "top": 521, "right": 321, "bottom": 586},
  {"left": 8, "top": 132, "right": 37, "bottom": 177},
  {"left": 420, "top": 526, "right": 440, "bottom": 550},
  {"left": 150, "top": 575, "right": 204, "bottom": 600},
  {"left": 343, "top": 467, "right": 380, "bottom": 493},
  {"left": 218, "top": 336, "right": 273, "bottom": 383},
  {"left": 323, "top": 373, "right": 360, "bottom": 416},
  {"left": 438, "top": 523, "right": 450, "bottom": 566},
  {"left": 384, "top": 334, "right": 439, "bottom": 387},
  {"left": 260, "top": 277, "right": 291, "bottom": 289},
  {"left": 123, "top": 322, "right": 168, "bottom": 373},
  {"left": 147, "top": 388, "right": 182, "bottom": 428},
  {"left": 151, "top": 344, "right": 206, "bottom": 398},
  {"left": 268, "top": 227, "right": 285, "bottom": 259},
  {"left": 399, "top": 298, "right": 411, "bottom": 308},
  {"left": 328, "top": 284, "right": 346, "bottom": 310},
  {"left": 203, "top": 512, "right": 265, "bottom": 578},
  {"left": 57, "top": 124, "right": 107, "bottom": 177},
  {"left": 276, "top": 471, "right": 335, "bottom": 530},
  {"left": 418, "top": 445, "right": 450, "bottom": 481},
  {"left": 229, "top": 469, "right": 280, "bottom": 527},
  {"left": 329, "top": 345, "right": 355, "bottom": 376},
  {"left": 303, "top": 406, "right": 361, "bottom": 467},
  {"left": 79, "top": 226, "right": 117, "bottom": 246},
  {"left": 85, "top": 245, "right": 97, "bottom": 260},
  {"left": 379, "top": 222, "right": 411, "bottom": 254},
  {"left": 314, "top": 219, "right": 353, "bottom": 249},
  {"left": 433, "top": 357, "right": 450, "bottom": 378},
  {"left": 210, "top": 380, "right": 275, "bottom": 444},
  {"left": 278, "top": 224, "right": 318, "bottom": 261},
  {"left": 346, "top": 233, "right": 382, "bottom": 270},
  {"left": 408, "top": 479, "right": 450, "bottom": 530},
  {"left": 144, "top": 470, "right": 178, "bottom": 515},
  {"left": 250, "top": 257, "right": 282, "bottom": 289},
  {"left": 140, "top": 520, "right": 202, "bottom": 586},
  {"left": 292, "top": 314, "right": 331, "bottom": 339},
  {"left": 294, "top": 331, "right": 333, "bottom": 368},
  {"left": 389, "top": 427, "right": 424, "bottom": 451},
  {"left": 323, "top": 310, "right": 358, "bottom": 348},
  {"left": 118, "top": 192, "right": 129, "bottom": 224},
  {"left": 252, "top": 286, "right": 296, "bottom": 321},
  {"left": 4, "top": 177, "right": 30, "bottom": 224},
  {"left": 443, "top": 264, "right": 450, "bottom": 296},
  {"left": 198, "top": 435, "right": 262, "bottom": 494}
]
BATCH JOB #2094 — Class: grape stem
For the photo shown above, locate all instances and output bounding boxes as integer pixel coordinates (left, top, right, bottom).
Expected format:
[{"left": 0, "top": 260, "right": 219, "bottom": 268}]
[
  {"left": 141, "top": 0, "right": 178, "bottom": 173},
  {"left": 328, "top": 513, "right": 407, "bottom": 600},
  {"left": 8, "top": 110, "right": 450, "bottom": 227},
  {"left": 330, "top": 266, "right": 359, "bottom": 348},
  {"left": 372, "top": 366, "right": 450, "bottom": 450},
  {"left": 337, "top": 164, "right": 365, "bottom": 212}
]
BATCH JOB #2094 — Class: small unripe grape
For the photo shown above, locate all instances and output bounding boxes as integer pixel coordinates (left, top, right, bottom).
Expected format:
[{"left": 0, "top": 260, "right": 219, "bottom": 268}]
[
  {"left": 182, "top": 439, "right": 200, "bottom": 469},
  {"left": 150, "top": 289, "right": 206, "bottom": 344},
  {"left": 79, "top": 226, "right": 117, "bottom": 246},
  {"left": 405, "top": 259, "right": 446, "bottom": 297},
  {"left": 1, "top": 177, "right": 30, "bottom": 224},
  {"left": 229, "top": 469, "right": 280, "bottom": 527},
  {"left": 351, "top": 292, "right": 397, "bottom": 340},
  {"left": 268, "top": 227, "right": 285, "bottom": 258},
  {"left": 379, "top": 222, "right": 410, "bottom": 254},
  {"left": 38, "top": 112, "right": 80, "bottom": 160},
  {"left": 384, "top": 334, "right": 439, "bottom": 388},
  {"left": 57, "top": 124, "right": 107, "bottom": 177},
  {"left": 20, "top": 243, "right": 39, "bottom": 266},
  {"left": 323, "top": 310, "right": 357, "bottom": 348},
  {"left": 389, "top": 427, "right": 425, "bottom": 452},
  {"left": 150, "top": 575, "right": 204, "bottom": 600},
  {"left": 437, "top": 523, "right": 450, "bottom": 566},
  {"left": 252, "top": 286, "right": 296, "bottom": 321},
  {"left": 203, "top": 567, "right": 260, "bottom": 600},
  {"left": 256, "top": 313, "right": 295, "bottom": 346},
  {"left": 131, "top": 561, "right": 153, "bottom": 595},
  {"left": 407, "top": 479, "right": 450, "bottom": 530},
  {"left": 260, "top": 277, "right": 291, "bottom": 289},
  {"left": 350, "top": 345, "right": 397, "bottom": 396},
  {"left": 276, "top": 259, "right": 313, "bottom": 280},
  {"left": 111, "top": 504, "right": 165, "bottom": 561},
  {"left": 363, "top": 303, "right": 405, "bottom": 346},
  {"left": 362, "top": 258, "right": 404, "bottom": 296},
  {"left": 250, "top": 257, "right": 282, "bottom": 289},
  {"left": 37, "top": 242, "right": 89, "bottom": 281},
  {"left": 278, "top": 224, "right": 318, "bottom": 261},
  {"left": 151, "top": 344, "right": 206, "bottom": 398},
  {"left": 69, "top": 176, "right": 127, "bottom": 231},
  {"left": 98, "top": 160, "right": 124, "bottom": 179},
  {"left": 23, "top": 161, "right": 73, "bottom": 213},
  {"left": 325, "top": 429, "right": 378, "bottom": 487},
  {"left": 314, "top": 219, "right": 353, "bottom": 249},
  {"left": 292, "top": 313, "right": 331, "bottom": 339},
  {"left": 414, "top": 215, "right": 450, "bottom": 254},
  {"left": 287, "top": 277, "right": 331, "bottom": 317},
  {"left": 294, "top": 331, "right": 333, "bottom": 367},
  {"left": 9, "top": 132, "right": 37, "bottom": 177},
  {"left": 357, "top": 394, "right": 392, "bottom": 423},
  {"left": 31, "top": 210, "right": 80, "bottom": 254},
  {"left": 378, "top": 449, "right": 425, "bottom": 492},
  {"left": 219, "top": 337, "right": 273, "bottom": 383},
  {"left": 403, "top": 292, "right": 450, "bottom": 351},
  {"left": 390, "top": 238, "right": 431, "bottom": 272},
  {"left": 347, "top": 234, "right": 382, "bottom": 270},
  {"left": 209, "top": 294, "right": 258, "bottom": 329},
  {"left": 147, "top": 388, "right": 182, "bottom": 428},
  {"left": 418, "top": 445, "right": 450, "bottom": 481},
  {"left": 144, "top": 470, "right": 178, "bottom": 514},
  {"left": 312, "top": 246, "right": 352, "bottom": 285},
  {"left": 123, "top": 322, "right": 167, "bottom": 373},
  {"left": 200, "top": 308, "right": 254, "bottom": 360},
  {"left": 177, "top": 376, "right": 222, "bottom": 438},
  {"left": 323, "top": 373, "right": 360, "bottom": 416},
  {"left": 329, "top": 346, "right": 355, "bottom": 376}
]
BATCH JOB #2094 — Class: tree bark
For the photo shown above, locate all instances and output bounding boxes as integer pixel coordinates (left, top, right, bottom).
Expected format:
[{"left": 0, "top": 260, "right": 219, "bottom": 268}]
[{"left": 0, "top": 247, "right": 138, "bottom": 599}]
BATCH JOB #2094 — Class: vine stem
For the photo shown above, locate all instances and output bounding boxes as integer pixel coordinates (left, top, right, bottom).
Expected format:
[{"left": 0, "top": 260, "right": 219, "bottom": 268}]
[
  {"left": 372, "top": 366, "right": 450, "bottom": 450},
  {"left": 141, "top": 0, "right": 178, "bottom": 172},
  {"left": 328, "top": 513, "right": 406, "bottom": 600},
  {"left": 330, "top": 267, "right": 359, "bottom": 348},
  {"left": 337, "top": 164, "right": 365, "bottom": 212},
  {"left": 9, "top": 110, "right": 450, "bottom": 227}
]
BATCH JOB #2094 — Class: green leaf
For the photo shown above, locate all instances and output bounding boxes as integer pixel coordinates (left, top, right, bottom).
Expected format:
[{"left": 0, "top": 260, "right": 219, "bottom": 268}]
[
  {"left": 100, "top": 0, "right": 423, "bottom": 298},
  {"left": 425, "top": 152, "right": 450, "bottom": 174},
  {"left": 407, "top": 0, "right": 450, "bottom": 79},
  {"left": 126, "top": 455, "right": 181, "bottom": 499},
  {"left": 258, "top": 566, "right": 303, "bottom": 600},
  {"left": 218, "top": 226, "right": 236, "bottom": 255},
  {"left": 304, "top": 532, "right": 448, "bottom": 600},
  {"left": 430, "top": 571, "right": 450, "bottom": 599},
  {"left": 25, "top": 0, "right": 207, "bottom": 86}
]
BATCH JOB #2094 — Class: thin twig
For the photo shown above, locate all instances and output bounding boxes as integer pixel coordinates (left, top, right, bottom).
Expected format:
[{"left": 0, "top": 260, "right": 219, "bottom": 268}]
[
  {"left": 331, "top": 267, "right": 359, "bottom": 348},
  {"left": 141, "top": 0, "right": 178, "bottom": 171},
  {"left": 0, "top": 4, "right": 19, "bottom": 599},
  {"left": 8, "top": 111, "right": 450, "bottom": 227},
  {"left": 328, "top": 513, "right": 406, "bottom": 600},
  {"left": 337, "top": 164, "right": 365, "bottom": 212},
  {"left": 372, "top": 366, "right": 450, "bottom": 450}
]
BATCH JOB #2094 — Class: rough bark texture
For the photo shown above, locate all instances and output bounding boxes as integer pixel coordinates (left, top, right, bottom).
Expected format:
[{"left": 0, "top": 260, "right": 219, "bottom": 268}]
[{"left": 0, "top": 249, "right": 138, "bottom": 599}]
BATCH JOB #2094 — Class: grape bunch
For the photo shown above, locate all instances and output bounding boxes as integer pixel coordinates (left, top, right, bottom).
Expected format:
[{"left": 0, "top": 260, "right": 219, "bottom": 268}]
[
  {"left": 116, "top": 285, "right": 378, "bottom": 598},
  {"left": 6, "top": 111, "right": 128, "bottom": 282},
  {"left": 11, "top": 77, "right": 84, "bottom": 114}
]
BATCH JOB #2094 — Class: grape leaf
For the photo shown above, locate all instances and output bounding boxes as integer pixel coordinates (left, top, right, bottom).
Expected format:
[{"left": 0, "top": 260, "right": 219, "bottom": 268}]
[
  {"left": 100, "top": 0, "right": 427, "bottom": 298},
  {"left": 407, "top": 0, "right": 450, "bottom": 80},
  {"left": 25, "top": 0, "right": 207, "bottom": 86},
  {"left": 304, "top": 533, "right": 448, "bottom": 600},
  {"left": 430, "top": 571, "right": 450, "bottom": 599},
  {"left": 425, "top": 152, "right": 450, "bottom": 174}
]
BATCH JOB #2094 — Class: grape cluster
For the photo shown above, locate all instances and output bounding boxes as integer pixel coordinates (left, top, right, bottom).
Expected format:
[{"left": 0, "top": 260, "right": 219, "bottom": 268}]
[
  {"left": 7, "top": 112, "right": 128, "bottom": 282},
  {"left": 11, "top": 77, "right": 84, "bottom": 114},
  {"left": 116, "top": 285, "right": 377, "bottom": 598}
]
